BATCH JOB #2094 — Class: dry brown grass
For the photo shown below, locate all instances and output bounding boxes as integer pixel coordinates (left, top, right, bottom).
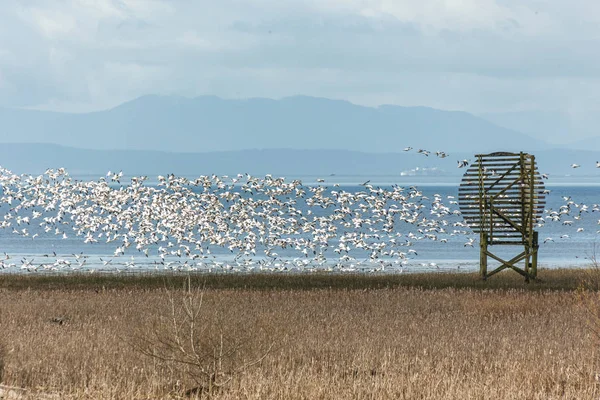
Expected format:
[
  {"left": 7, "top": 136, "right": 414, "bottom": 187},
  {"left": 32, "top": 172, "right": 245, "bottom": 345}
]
[{"left": 0, "top": 269, "right": 596, "bottom": 399}]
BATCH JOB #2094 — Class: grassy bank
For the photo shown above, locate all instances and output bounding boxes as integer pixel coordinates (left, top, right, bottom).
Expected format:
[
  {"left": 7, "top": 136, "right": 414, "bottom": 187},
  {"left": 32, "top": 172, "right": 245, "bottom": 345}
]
[
  {"left": 0, "top": 269, "right": 596, "bottom": 398},
  {"left": 0, "top": 267, "right": 594, "bottom": 292}
]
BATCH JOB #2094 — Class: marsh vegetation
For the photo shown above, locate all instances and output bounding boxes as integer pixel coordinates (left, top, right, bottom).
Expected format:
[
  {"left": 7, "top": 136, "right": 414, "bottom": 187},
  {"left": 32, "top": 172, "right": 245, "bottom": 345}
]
[{"left": 0, "top": 269, "right": 596, "bottom": 399}]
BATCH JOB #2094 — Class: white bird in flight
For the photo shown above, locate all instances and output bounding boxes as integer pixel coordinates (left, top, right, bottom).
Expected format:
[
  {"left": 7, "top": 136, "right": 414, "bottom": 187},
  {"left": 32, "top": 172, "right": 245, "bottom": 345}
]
[{"left": 0, "top": 162, "right": 592, "bottom": 274}]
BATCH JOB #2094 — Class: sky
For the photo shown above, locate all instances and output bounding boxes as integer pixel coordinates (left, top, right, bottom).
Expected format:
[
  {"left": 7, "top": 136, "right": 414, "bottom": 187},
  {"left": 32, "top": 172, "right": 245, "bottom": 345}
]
[{"left": 1, "top": 0, "right": 600, "bottom": 138}]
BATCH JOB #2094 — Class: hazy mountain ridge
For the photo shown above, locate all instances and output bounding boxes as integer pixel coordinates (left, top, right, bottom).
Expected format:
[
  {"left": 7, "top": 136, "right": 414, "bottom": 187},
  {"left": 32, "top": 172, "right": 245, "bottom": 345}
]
[
  {"left": 0, "top": 95, "right": 597, "bottom": 178},
  {"left": 0, "top": 95, "right": 556, "bottom": 154},
  {"left": 0, "top": 143, "right": 597, "bottom": 180},
  {"left": 479, "top": 110, "right": 600, "bottom": 149}
]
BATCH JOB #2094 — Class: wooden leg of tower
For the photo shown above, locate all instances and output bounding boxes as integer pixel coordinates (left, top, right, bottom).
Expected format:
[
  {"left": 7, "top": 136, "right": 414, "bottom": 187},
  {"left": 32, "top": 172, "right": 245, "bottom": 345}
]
[
  {"left": 531, "top": 231, "right": 539, "bottom": 279},
  {"left": 480, "top": 232, "right": 487, "bottom": 280},
  {"left": 524, "top": 246, "right": 531, "bottom": 283}
]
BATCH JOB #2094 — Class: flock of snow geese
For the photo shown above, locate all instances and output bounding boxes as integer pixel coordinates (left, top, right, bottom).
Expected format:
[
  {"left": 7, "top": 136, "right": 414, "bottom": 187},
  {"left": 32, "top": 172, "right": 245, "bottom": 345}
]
[{"left": 0, "top": 148, "right": 596, "bottom": 273}]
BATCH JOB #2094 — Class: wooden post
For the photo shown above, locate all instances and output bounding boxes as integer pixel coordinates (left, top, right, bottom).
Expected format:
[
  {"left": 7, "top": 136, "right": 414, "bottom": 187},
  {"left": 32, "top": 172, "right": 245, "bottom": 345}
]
[
  {"left": 531, "top": 231, "right": 539, "bottom": 279},
  {"left": 480, "top": 232, "right": 488, "bottom": 280},
  {"left": 478, "top": 154, "right": 486, "bottom": 280}
]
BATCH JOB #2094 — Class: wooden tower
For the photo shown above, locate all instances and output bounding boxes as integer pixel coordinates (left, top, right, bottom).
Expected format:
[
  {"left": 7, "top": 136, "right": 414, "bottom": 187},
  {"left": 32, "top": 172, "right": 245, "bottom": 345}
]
[{"left": 458, "top": 152, "right": 546, "bottom": 282}]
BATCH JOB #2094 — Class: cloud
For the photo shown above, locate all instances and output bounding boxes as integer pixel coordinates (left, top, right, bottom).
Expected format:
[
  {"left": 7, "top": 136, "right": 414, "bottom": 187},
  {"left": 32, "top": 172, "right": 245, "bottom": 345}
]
[{"left": 0, "top": 0, "right": 599, "bottom": 122}]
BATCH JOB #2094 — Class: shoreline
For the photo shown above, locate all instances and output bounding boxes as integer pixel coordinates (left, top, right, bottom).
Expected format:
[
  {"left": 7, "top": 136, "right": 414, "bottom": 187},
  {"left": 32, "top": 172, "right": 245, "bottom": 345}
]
[{"left": 0, "top": 267, "right": 595, "bottom": 291}]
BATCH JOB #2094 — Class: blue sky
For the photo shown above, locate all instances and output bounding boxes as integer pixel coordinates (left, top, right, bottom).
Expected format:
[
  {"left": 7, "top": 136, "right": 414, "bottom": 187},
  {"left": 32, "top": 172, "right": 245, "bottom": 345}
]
[{"left": 1, "top": 0, "right": 599, "bottom": 131}]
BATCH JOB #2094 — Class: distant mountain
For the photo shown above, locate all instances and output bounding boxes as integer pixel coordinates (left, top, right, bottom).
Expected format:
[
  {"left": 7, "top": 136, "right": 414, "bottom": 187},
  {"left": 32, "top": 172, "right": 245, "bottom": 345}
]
[
  {"left": 480, "top": 110, "right": 572, "bottom": 145},
  {"left": 480, "top": 110, "right": 600, "bottom": 150},
  {"left": 565, "top": 136, "right": 600, "bottom": 153},
  {"left": 0, "top": 143, "right": 597, "bottom": 180},
  {"left": 0, "top": 95, "right": 549, "bottom": 154},
  {"left": 0, "top": 143, "right": 464, "bottom": 177}
]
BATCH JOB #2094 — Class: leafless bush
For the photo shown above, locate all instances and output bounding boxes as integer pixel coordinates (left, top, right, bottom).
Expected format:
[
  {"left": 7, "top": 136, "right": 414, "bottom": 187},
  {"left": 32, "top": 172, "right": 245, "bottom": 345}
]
[
  {"left": 133, "top": 278, "right": 272, "bottom": 396},
  {"left": 581, "top": 242, "right": 600, "bottom": 291}
]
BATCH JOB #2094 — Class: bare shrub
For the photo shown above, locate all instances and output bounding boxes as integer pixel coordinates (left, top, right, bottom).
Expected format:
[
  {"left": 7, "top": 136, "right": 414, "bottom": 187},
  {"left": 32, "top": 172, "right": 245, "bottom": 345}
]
[
  {"left": 580, "top": 242, "right": 600, "bottom": 291},
  {"left": 132, "top": 278, "right": 272, "bottom": 396}
]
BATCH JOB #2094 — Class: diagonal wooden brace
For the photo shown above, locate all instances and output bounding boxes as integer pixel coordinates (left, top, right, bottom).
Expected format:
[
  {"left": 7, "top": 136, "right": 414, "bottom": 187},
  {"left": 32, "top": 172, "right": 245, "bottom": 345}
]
[{"left": 483, "top": 250, "right": 533, "bottom": 278}]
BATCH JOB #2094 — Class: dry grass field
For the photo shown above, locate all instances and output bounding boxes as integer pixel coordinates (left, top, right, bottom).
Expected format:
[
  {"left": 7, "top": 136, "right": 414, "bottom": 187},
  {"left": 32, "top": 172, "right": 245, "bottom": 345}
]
[{"left": 0, "top": 269, "right": 597, "bottom": 399}]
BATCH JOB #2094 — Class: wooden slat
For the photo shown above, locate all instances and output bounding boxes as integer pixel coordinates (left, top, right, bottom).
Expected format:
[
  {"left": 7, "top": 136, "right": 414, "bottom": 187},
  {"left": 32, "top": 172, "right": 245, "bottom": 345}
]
[
  {"left": 463, "top": 216, "right": 527, "bottom": 221},
  {"left": 466, "top": 225, "right": 526, "bottom": 228},
  {"left": 458, "top": 201, "right": 546, "bottom": 206},
  {"left": 465, "top": 162, "right": 537, "bottom": 168},
  {"left": 461, "top": 213, "right": 528, "bottom": 217},
  {"left": 459, "top": 202, "right": 546, "bottom": 207},
  {"left": 459, "top": 179, "right": 544, "bottom": 184},
  {"left": 459, "top": 182, "right": 545, "bottom": 187},
  {"left": 474, "top": 153, "right": 533, "bottom": 158},
  {"left": 471, "top": 229, "right": 525, "bottom": 233},
  {"left": 463, "top": 217, "right": 526, "bottom": 221},
  {"left": 460, "top": 211, "right": 545, "bottom": 217},
  {"left": 465, "top": 224, "right": 525, "bottom": 228},
  {"left": 458, "top": 202, "right": 545, "bottom": 206},
  {"left": 459, "top": 152, "right": 544, "bottom": 236},
  {"left": 460, "top": 179, "right": 544, "bottom": 185},
  {"left": 464, "top": 221, "right": 536, "bottom": 225},
  {"left": 472, "top": 158, "right": 522, "bottom": 162},
  {"left": 472, "top": 233, "right": 525, "bottom": 238},
  {"left": 458, "top": 200, "right": 546, "bottom": 204},
  {"left": 461, "top": 214, "right": 527, "bottom": 218},
  {"left": 460, "top": 179, "right": 543, "bottom": 184},
  {"left": 459, "top": 186, "right": 546, "bottom": 191},
  {"left": 461, "top": 213, "right": 545, "bottom": 218},
  {"left": 458, "top": 199, "right": 546, "bottom": 205},
  {"left": 463, "top": 222, "right": 525, "bottom": 226},
  {"left": 458, "top": 193, "right": 546, "bottom": 199},
  {"left": 472, "top": 158, "right": 535, "bottom": 162},
  {"left": 474, "top": 228, "right": 525, "bottom": 232},
  {"left": 475, "top": 151, "right": 520, "bottom": 156},
  {"left": 458, "top": 203, "right": 546, "bottom": 208},
  {"left": 458, "top": 178, "right": 544, "bottom": 183},
  {"left": 475, "top": 162, "right": 534, "bottom": 167},
  {"left": 458, "top": 191, "right": 548, "bottom": 195},
  {"left": 469, "top": 230, "right": 525, "bottom": 233}
]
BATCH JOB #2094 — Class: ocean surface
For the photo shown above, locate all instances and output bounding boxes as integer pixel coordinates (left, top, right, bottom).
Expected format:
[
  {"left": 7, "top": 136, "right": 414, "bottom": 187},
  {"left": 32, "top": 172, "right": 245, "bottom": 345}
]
[{"left": 0, "top": 175, "right": 598, "bottom": 274}]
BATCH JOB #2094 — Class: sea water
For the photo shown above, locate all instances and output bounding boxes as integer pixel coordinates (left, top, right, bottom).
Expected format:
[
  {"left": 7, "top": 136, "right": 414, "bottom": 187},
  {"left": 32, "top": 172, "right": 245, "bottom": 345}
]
[{"left": 0, "top": 178, "right": 598, "bottom": 274}]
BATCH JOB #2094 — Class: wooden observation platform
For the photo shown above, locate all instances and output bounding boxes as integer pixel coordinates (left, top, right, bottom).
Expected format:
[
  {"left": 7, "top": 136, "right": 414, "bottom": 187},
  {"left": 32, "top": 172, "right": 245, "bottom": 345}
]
[{"left": 458, "top": 152, "right": 546, "bottom": 282}]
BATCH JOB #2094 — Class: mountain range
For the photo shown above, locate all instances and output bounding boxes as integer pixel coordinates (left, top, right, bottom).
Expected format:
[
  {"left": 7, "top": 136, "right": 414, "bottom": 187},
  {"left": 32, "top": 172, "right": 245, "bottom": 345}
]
[
  {"left": 0, "top": 95, "right": 566, "bottom": 153},
  {"left": 0, "top": 143, "right": 595, "bottom": 182},
  {"left": 0, "top": 95, "right": 597, "bottom": 178}
]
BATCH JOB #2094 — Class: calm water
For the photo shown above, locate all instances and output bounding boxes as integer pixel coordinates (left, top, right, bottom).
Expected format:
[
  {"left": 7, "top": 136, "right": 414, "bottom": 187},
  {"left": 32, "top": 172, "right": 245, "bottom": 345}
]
[{"left": 0, "top": 179, "right": 598, "bottom": 273}]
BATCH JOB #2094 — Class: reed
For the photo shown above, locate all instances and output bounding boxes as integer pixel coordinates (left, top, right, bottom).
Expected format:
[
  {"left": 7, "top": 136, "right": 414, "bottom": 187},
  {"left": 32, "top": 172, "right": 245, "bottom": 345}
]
[
  {"left": 0, "top": 267, "right": 588, "bottom": 291},
  {"left": 0, "top": 268, "right": 594, "bottom": 398}
]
